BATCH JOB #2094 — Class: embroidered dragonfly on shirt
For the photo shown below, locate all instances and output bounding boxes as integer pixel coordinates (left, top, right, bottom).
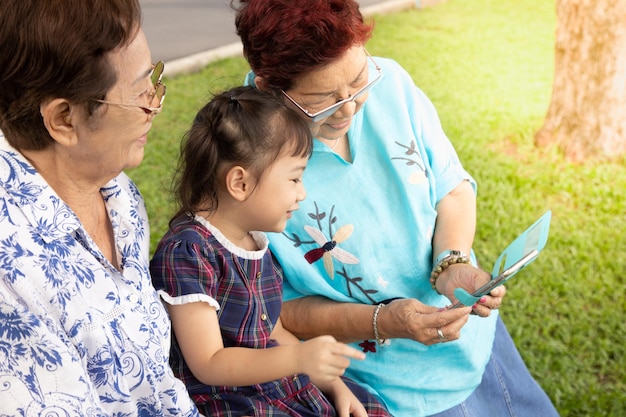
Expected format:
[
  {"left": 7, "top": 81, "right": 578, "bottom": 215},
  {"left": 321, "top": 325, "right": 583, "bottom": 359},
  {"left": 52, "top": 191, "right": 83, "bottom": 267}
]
[{"left": 303, "top": 224, "right": 359, "bottom": 279}]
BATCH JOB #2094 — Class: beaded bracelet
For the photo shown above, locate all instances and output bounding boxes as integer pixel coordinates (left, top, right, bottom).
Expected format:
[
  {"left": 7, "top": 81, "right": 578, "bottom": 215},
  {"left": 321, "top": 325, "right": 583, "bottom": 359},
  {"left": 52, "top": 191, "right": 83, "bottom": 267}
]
[
  {"left": 372, "top": 303, "right": 386, "bottom": 346},
  {"left": 430, "top": 250, "right": 470, "bottom": 294}
]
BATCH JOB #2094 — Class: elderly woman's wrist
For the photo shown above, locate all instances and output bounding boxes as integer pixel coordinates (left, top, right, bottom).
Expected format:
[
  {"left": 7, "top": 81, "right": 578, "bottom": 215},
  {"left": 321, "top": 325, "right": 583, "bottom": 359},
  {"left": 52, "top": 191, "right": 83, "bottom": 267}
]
[
  {"left": 430, "top": 250, "right": 470, "bottom": 294},
  {"left": 372, "top": 303, "right": 387, "bottom": 345}
]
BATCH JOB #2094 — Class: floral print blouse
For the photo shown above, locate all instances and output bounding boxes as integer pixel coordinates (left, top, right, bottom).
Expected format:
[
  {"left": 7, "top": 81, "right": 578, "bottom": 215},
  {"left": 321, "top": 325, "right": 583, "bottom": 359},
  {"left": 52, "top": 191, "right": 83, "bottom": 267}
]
[{"left": 0, "top": 134, "right": 198, "bottom": 416}]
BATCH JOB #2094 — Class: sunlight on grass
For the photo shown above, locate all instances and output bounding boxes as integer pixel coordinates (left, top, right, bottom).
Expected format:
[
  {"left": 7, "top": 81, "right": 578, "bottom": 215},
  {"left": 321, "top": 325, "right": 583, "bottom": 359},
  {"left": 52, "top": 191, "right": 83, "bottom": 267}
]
[{"left": 128, "top": 0, "right": 626, "bottom": 414}]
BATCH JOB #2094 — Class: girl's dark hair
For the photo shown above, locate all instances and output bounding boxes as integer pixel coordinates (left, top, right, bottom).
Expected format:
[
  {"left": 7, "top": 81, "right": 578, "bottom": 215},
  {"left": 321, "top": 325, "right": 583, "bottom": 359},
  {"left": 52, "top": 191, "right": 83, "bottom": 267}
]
[{"left": 171, "top": 86, "right": 312, "bottom": 224}]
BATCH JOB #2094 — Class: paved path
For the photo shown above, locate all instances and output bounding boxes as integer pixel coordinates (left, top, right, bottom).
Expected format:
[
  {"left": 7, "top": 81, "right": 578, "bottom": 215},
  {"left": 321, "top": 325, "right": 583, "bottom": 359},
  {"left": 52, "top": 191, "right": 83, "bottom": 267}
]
[
  {"left": 141, "top": 0, "right": 236, "bottom": 64},
  {"left": 140, "top": 0, "right": 417, "bottom": 76}
]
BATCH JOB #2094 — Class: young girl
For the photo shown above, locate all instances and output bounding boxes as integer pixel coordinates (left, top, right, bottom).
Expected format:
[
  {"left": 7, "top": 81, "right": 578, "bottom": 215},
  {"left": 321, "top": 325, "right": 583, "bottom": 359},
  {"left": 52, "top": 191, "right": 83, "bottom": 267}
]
[{"left": 150, "top": 86, "right": 390, "bottom": 417}]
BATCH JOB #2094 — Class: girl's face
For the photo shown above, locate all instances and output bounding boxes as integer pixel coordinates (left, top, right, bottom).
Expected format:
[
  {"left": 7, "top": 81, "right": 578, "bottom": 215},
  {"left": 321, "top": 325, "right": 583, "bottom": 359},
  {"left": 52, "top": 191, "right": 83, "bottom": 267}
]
[
  {"left": 245, "top": 150, "right": 308, "bottom": 233},
  {"left": 283, "top": 45, "right": 374, "bottom": 140}
]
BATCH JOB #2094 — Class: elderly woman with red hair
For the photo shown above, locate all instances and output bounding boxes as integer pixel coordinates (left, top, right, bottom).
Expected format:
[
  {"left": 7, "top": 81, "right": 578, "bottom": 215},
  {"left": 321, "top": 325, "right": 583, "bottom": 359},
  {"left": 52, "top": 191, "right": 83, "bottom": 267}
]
[{"left": 232, "top": 0, "right": 560, "bottom": 416}]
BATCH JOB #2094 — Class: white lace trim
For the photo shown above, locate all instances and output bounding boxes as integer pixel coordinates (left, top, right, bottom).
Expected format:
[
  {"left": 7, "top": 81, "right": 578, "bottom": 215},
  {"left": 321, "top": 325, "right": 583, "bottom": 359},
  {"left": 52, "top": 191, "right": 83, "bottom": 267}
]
[
  {"left": 157, "top": 290, "right": 220, "bottom": 310},
  {"left": 193, "top": 214, "right": 269, "bottom": 260}
]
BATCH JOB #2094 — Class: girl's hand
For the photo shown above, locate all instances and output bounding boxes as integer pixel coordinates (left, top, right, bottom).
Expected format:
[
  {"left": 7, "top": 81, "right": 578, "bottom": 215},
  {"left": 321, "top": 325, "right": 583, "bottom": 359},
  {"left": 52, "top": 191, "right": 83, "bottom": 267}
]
[
  {"left": 317, "top": 378, "right": 367, "bottom": 417},
  {"left": 297, "top": 335, "right": 365, "bottom": 384}
]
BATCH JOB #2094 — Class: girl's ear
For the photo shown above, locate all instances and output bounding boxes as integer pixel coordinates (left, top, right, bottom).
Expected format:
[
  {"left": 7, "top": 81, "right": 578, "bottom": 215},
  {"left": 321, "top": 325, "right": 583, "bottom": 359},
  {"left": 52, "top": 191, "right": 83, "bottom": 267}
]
[
  {"left": 224, "top": 165, "right": 254, "bottom": 201},
  {"left": 40, "top": 98, "right": 78, "bottom": 147}
]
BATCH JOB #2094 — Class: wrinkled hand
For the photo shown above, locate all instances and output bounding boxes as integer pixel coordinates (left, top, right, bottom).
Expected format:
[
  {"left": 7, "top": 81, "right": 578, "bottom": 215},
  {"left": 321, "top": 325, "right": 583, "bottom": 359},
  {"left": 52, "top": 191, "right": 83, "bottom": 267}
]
[
  {"left": 297, "top": 335, "right": 365, "bottom": 384},
  {"left": 438, "top": 263, "right": 507, "bottom": 317},
  {"left": 377, "top": 298, "right": 471, "bottom": 345}
]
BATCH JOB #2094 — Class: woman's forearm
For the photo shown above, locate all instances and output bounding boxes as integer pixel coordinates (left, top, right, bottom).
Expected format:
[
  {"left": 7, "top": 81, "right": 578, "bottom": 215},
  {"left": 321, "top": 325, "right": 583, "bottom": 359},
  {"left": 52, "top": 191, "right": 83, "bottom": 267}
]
[
  {"left": 281, "top": 296, "right": 377, "bottom": 343},
  {"left": 281, "top": 295, "right": 473, "bottom": 345},
  {"left": 432, "top": 180, "right": 476, "bottom": 260}
]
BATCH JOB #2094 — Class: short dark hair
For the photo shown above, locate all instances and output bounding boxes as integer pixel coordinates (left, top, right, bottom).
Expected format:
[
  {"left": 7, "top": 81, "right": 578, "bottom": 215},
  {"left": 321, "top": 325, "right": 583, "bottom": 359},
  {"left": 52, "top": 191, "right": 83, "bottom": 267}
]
[
  {"left": 233, "top": 0, "right": 373, "bottom": 91},
  {"left": 0, "top": 0, "right": 142, "bottom": 151},
  {"left": 171, "top": 86, "right": 313, "bottom": 222}
]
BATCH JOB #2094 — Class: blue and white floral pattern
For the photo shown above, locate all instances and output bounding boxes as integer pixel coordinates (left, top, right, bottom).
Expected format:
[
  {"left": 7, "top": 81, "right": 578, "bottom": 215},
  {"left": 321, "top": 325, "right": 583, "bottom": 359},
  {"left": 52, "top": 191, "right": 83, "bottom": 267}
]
[{"left": 0, "top": 134, "right": 199, "bottom": 416}]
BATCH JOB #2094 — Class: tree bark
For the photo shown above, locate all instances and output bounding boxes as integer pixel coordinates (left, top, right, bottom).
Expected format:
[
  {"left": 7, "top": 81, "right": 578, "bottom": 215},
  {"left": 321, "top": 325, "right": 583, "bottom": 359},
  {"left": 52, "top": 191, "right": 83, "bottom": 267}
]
[{"left": 535, "top": 0, "right": 626, "bottom": 162}]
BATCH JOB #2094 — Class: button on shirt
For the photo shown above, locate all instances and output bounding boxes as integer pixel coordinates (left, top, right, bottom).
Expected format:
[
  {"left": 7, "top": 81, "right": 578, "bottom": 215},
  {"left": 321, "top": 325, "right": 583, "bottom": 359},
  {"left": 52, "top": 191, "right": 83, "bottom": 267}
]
[{"left": 0, "top": 133, "right": 199, "bottom": 416}]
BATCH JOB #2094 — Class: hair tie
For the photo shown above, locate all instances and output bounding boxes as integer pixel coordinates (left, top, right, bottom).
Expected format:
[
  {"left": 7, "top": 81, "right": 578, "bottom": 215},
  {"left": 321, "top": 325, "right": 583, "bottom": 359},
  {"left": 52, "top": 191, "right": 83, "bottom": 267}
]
[{"left": 229, "top": 95, "right": 241, "bottom": 108}]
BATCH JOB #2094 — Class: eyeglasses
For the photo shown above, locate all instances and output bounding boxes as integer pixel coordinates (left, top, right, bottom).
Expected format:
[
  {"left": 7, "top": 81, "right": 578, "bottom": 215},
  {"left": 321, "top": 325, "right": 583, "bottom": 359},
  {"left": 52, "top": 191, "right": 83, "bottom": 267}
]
[
  {"left": 281, "top": 53, "right": 382, "bottom": 122},
  {"left": 94, "top": 61, "right": 166, "bottom": 119}
]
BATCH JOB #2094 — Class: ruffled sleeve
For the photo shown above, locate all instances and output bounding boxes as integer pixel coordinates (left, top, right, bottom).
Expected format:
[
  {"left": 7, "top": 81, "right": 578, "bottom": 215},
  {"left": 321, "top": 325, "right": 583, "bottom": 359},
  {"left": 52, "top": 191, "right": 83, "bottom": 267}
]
[{"left": 150, "top": 226, "right": 221, "bottom": 310}]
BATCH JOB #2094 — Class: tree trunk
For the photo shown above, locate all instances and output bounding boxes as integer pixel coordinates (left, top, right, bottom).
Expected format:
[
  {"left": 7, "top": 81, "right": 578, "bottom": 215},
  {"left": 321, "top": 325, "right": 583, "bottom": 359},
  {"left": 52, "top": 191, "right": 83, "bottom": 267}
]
[{"left": 535, "top": 0, "right": 626, "bottom": 162}]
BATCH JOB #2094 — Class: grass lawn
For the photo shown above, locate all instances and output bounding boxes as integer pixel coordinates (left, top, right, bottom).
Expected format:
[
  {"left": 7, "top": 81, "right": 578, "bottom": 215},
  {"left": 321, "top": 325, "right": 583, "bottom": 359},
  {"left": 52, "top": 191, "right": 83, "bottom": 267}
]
[{"left": 128, "top": 0, "right": 626, "bottom": 415}]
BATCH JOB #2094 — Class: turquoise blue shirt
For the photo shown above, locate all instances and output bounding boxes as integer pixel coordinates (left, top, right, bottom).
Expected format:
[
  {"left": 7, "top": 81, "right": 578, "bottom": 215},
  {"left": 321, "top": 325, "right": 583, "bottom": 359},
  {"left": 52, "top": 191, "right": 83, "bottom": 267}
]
[{"left": 246, "top": 57, "right": 497, "bottom": 416}]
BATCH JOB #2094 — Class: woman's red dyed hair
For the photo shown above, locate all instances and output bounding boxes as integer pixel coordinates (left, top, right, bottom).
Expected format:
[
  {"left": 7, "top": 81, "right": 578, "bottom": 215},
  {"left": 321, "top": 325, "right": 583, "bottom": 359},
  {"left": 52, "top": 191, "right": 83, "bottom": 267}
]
[{"left": 233, "top": 0, "right": 373, "bottom": 91}]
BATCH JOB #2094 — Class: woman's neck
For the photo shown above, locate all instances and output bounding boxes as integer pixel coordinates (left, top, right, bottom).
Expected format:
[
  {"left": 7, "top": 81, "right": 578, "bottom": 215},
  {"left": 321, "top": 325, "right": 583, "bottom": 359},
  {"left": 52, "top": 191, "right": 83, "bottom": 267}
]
[
  {"left": 318, "top": 134, "right": 351, "bottom": 162},
  {"left": 22, "top": 147, "right": 120, "bottom": 269},
  {"left": 22, "top": 147, "right": 112, "bottom": 203}
]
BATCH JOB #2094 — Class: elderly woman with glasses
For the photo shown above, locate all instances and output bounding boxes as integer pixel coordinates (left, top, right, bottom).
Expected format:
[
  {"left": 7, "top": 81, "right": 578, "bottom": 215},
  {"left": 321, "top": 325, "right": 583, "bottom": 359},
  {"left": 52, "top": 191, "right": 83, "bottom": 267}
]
[
  {"left": 0, "top": 1, "right": 198, "bottom": 416},
  {"left": 232, "top": 0, "right": 560, "bottom": 416}
]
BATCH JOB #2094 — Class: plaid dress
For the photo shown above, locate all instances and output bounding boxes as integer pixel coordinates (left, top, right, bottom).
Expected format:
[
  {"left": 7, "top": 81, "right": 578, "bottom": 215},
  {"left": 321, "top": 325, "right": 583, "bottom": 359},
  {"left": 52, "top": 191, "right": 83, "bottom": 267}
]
[{"left": 150, "top": 214, "right": 390, "bottom": 417}]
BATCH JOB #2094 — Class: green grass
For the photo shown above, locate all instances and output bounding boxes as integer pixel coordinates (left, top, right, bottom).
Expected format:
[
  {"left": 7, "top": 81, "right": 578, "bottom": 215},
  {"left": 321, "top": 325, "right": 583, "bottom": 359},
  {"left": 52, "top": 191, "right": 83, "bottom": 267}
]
[{"left": 128, "top": 0, "right": 626, "bottom": 415}]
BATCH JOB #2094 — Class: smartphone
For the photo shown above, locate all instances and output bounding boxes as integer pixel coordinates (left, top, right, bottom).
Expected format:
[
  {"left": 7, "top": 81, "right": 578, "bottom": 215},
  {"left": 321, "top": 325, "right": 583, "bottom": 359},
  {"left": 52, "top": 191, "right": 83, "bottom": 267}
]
[
  {"left": 449, "top": 249, "right": 539, "bottom": 309},
  {"left": 448, "top": 210, "right": 552, "bottom": 309}
]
